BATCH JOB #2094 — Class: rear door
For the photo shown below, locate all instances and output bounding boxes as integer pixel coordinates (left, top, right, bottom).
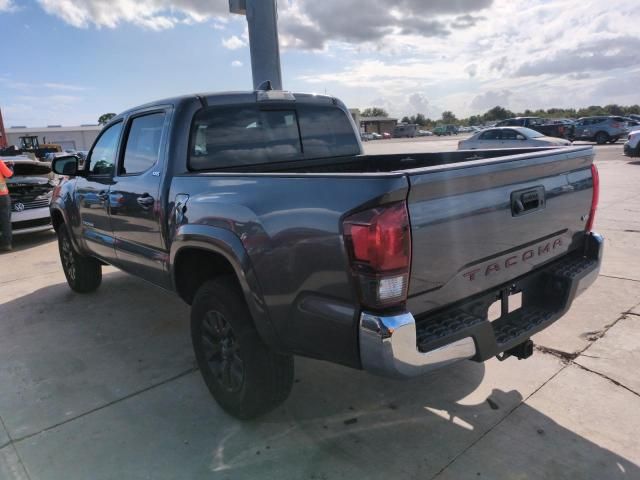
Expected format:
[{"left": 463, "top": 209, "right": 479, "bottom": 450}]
[
  {"left": 499, "top": 128, "right": 523, "bottom": 147},
  {"left": 476, "top": 129, "right": 502, "bottom": 148},
  {"left": 75, "top": 121, "right": 123, "bottom": 262},
  {"left": 404, "top": 147, "right": 595, "bottom": 315},
  {"left": 110, "top": 109, "right": 169, "bottom": 287}
]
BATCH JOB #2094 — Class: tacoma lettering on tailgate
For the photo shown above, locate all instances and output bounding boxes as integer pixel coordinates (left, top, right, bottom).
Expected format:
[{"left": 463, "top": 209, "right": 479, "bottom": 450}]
[{"left": 463, "top": 237, "right": 563, "bottom": 282}]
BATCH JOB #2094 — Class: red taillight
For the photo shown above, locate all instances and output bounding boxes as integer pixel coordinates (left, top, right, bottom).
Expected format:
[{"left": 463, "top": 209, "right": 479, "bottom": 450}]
[
  {"left": 344, "top": 202, "right": 411, "bottom": 309},
  {"left": 586, "top": 163, "right": 599, "bottom": 231},
  {"left": 612, "top": 122, "right": 621, "bottom": 129}
]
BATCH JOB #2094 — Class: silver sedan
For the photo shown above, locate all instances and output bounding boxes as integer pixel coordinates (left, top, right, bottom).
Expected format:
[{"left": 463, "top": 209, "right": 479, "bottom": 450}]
[{"left": 458, "top": 127, "right": 571, "bottom": 150}]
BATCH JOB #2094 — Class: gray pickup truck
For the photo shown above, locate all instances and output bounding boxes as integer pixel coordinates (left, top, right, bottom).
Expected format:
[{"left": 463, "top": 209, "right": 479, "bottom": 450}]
[{"left": 50, "top": 89, "right": 603, "bottom": 419}]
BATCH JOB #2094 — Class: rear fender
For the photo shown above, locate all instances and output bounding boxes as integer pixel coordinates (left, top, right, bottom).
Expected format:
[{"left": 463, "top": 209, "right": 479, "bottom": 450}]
[{"left": 170, "top": 224, "right": 280, "bottom": 350}]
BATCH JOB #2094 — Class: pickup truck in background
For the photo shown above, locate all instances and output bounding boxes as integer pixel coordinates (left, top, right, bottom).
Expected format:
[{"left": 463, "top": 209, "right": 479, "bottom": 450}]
[
  {"left": 50, "top": 89, "right": 603, "bottom": 419},
  {"left": 496, "top": 117, "right": 571, "bottom": 139}
]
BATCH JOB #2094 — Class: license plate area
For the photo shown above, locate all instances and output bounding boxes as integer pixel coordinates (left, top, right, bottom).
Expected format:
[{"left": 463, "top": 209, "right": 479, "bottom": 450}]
[{"left": 488, "top": 288, "right": 522, "bottom": 322}]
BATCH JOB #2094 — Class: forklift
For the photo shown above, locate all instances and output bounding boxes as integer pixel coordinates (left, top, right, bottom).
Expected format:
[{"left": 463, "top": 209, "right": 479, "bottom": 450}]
[{"left": 18, "top": 136, "right": 62, "bottom": 160}]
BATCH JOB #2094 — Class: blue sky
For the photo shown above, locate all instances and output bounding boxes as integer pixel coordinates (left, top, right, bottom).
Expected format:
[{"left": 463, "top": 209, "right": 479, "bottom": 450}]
[{"left": 1, "top": 0, "right": 639, "bottom": 126}]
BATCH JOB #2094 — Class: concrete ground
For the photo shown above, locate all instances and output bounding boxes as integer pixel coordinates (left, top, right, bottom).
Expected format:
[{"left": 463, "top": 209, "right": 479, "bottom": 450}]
[{"left": 1, "top": 141, "right": 639, "bottom": 479}]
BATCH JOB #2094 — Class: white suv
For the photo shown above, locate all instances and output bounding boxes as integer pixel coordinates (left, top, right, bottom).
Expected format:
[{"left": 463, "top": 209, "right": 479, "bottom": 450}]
[{"left": 623, "top": 131, "right": 640, "bottom": 157}]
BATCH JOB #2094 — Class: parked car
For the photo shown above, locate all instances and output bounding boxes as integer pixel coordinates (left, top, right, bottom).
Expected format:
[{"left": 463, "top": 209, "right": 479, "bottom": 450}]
[
  {"left": 360, "top": 132, "right": 374, "bottom": 142},
  {"left": 624, "top": 130, "right": 640, "bottom": 157},
  {"left": 382, "top": 132, "right": 391, "bottom": 139},
  {"left": 49, "top": 89, "right": 602, "bottom": 419},
  {"left": 458, "top": 127, "right": 571, "bottom": 150},
  {"left": 370, "top": 132, "right": 383, "bottom": 140},
  {"left": 416, "top": 130, "right": 433, "bottom": 136},
  {"left": 393, "top": 124, "right": 418, "bottom": 138},
  {"left": 571, "top": 116, "right": 629, "bottom": 144},
  {"left": 4, "top": 156, "right": 56, "bottom": 234},
  {"left": 624, "top": 118, "right": 640, "bottom": 133},
  {"left": 495, "top": 117, "right": 571, "bottom": 139},
  {"left": 433, "top": 125, "right": 458, "bottom": 136}
]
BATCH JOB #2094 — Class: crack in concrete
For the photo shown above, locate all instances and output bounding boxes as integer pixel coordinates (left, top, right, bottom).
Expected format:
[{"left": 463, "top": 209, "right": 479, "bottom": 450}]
[
  {"left": 10, "top": 367, "right": 198, "bottom": 446},
  {"left": 0, "top": 415, "right": 32, "bottom": 480},
  {"left": 535, "top": 311, "right": 640, "bottom": 399},
  {"left": 536, "top": 345, "right": 578, "bottom": 361},
  {"left": 599, "top": 274, "right": 640, "bottom": 283},
  {"left": 573, "top": 361, "right": 640, "bottom": 399},
  {"left": 430, "top": 364, "right": 569, "bottom": 480}
]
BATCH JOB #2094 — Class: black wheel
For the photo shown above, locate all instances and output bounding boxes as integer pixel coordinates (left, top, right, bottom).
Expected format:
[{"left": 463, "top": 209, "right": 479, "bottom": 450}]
[
  {"left": 595, "top": 131, "right": 609, "bottom": 145},
  {"left": 57, "top": 226, "right": 102, "bottom": 293},
  {"left": 191, "top": 277, "right": 294, "bottom": 419},
  {"left": 608, "top": 137, "right": 619, "bottom": 144}
]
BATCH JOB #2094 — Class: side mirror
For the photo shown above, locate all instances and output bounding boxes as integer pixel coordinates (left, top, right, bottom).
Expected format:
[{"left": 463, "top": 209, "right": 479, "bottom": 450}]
[{"left": 52, "top": 155, "right": 80, "bottom": 176}]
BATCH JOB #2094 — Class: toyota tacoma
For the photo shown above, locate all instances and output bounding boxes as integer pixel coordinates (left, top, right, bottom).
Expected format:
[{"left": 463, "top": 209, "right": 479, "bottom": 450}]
[{"left": 50, "top": 89, "right": 603, "bottom": 419}]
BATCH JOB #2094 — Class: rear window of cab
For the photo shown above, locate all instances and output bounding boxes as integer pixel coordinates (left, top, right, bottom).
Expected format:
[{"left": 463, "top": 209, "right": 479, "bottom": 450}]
[{"left": 188, "top": 104, "right": 359, "bottom": 170}]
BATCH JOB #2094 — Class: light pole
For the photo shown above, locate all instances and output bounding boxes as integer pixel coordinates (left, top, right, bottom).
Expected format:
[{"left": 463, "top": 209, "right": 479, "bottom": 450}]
[{"left": 229, "top": 0, "right": 283, "bottom": 90}]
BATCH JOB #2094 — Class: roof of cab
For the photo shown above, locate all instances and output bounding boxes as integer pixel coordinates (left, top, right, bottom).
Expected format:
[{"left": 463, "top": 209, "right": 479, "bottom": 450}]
[{"left": 112, "top": 91, "right": 342, "bottom": 123}]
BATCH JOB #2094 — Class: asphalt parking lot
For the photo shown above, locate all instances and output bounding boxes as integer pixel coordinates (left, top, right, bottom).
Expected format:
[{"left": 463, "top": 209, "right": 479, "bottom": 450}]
[{"left": 1, "top": 141, "right": 639, "bottom": 479}]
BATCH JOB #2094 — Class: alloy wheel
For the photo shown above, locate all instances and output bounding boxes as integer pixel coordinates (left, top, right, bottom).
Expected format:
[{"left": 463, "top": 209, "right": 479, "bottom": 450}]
[{"left": 201, "top": 310, "right": 244, "bottom": 393}]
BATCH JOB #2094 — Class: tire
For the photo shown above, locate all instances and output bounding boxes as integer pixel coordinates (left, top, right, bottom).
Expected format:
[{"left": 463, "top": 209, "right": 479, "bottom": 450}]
[
  {"left": 57, "top": 226, "right": 102, "bottom": 293},
  {"left": 191, "top": 277, "right": 294, "bottom": 419},
  {"left": 595, "top": 131, "right": 609, "bottom": 145},
  {"left": 608, "top": 137, "right": 619, "bottom": 144}
]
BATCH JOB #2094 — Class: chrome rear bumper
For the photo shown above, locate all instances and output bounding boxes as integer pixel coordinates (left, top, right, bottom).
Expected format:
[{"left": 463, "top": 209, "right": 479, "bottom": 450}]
[{"left": 359, "top": 312, "right": 476, "bottom": 378}]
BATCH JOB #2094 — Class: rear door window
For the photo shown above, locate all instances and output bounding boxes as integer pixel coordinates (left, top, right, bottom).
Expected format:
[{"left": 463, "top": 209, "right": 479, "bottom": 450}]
[
  {"left": 500, "top": 129, "right": 518, "bottom": 140},
  {"left": 189, "top": 106, "right": 301, "bottom": 170},
  {"left": 480, "top": 130, "right": 500, "bottom": 140}
]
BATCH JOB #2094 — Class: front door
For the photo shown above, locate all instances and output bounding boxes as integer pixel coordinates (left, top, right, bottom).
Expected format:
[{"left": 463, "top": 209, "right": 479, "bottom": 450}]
[
  {"left": 75, "top": 121, "right": 123, "bottom": 263},
  {"left": 110, "top": 110, "right": 169, "bottom": 287}
]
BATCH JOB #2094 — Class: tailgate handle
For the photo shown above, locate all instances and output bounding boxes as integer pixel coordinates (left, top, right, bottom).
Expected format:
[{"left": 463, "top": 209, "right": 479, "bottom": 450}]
[{"left": 511, "top": 187, "right": 545, "bottom": 216}]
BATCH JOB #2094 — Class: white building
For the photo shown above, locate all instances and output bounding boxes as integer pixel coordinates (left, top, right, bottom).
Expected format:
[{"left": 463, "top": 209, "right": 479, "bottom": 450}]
[{"left": 6, "top": 125, "right": 103, "bottom": 151}]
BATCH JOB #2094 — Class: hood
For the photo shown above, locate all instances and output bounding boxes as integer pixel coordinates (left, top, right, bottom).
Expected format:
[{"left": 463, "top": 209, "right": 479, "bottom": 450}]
[{"left": 5, "top": 161, "right": 55, "bottom": 187}]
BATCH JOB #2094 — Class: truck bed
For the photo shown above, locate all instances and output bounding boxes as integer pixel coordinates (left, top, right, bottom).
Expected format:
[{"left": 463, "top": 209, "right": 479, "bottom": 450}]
[{"left": 204, "top": 146, "right": 569, "bottom": 174}]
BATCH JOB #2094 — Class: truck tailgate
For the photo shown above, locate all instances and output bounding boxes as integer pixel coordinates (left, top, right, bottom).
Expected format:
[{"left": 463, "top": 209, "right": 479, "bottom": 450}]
[{"left": 405, "top": 146, "right": 595, "bottom": 315}]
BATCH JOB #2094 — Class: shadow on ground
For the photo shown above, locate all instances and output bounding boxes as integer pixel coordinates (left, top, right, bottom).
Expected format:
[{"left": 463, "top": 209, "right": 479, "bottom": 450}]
[
  {"left": 6, "top": 229, "right": 56, "bottom": 253},
  {"left": 1, "top": 272, "right": 638, "bottom": 479}
]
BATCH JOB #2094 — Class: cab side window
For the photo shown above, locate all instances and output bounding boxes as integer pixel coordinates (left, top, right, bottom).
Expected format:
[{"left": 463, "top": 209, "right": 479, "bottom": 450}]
[
  {"left": 480, "top": 130, "right": 500, "bottom": 140},
  {"left": 88, "top": 122, "right": 123, "bottom": 176},
  {"left": 121, "top": 113, "right": 165, "bottom": 175}
]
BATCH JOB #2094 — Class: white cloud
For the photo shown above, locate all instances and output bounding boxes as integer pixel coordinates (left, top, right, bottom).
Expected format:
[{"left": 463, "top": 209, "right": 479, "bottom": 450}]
[
  {"left": 231, "top": 60, "right": 243, "bottom": 67},
  {"left": 0, "top": 0, "right": 14, "bottom": 11},
  {"left": 43, "top": 82, "right": 88, "bottom": 91},
  {"left": 222, "top": 35, "right": 246, "bottom": 50},
  {"left": 36, "top": 0, "right": 227, "bottom": 30},
  {"left": 19, "top": 0, "right": 640, "bottom": 118}
]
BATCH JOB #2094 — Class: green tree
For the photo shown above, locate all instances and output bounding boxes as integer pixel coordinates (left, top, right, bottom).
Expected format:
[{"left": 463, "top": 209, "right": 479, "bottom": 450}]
[
  {"left": 441, "top": 110, "right": 457, "bottom": 124},
  {"left": 361, "top": 107, "right": 389, "bottom": 118},
  {"left": 98, "top": 113, "right": 116, "bottom": 125},
  {"left": 604, "top": 104, "right": 624, "bottom": 116},
  {"left": 401, "top": 116, "right": 411, "bottom": 124},
  {"left": 483, "top": 106, "right": 514, "bottom": 122},
  {"left": 413, "top": 113, "right": 426, "bottom": 125}
]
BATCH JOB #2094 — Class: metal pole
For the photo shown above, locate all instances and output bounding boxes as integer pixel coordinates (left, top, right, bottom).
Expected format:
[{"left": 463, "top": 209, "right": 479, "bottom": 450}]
[{"left": 229, "top": 0, "right": 283, "bottom": 90}]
